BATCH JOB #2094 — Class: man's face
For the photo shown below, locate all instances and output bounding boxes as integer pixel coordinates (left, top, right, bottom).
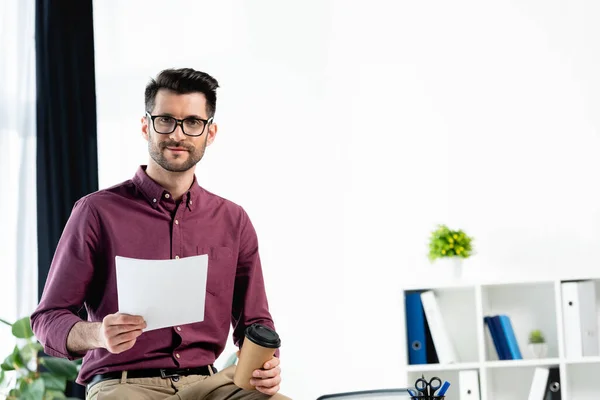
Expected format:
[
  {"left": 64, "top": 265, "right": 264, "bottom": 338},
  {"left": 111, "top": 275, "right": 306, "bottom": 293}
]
[{"left": 141, "top": 89, "right": 217, "bottom": 173}]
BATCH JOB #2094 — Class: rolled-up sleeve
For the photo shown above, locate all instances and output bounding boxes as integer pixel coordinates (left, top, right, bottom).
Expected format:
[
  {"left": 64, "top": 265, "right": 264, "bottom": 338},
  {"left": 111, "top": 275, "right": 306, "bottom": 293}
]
[
  {"left": 31, "top": 197, "right": 100, "bottom": 359},
  {"left": 231, "top": 208, "right": 279, "bottom": 357}
]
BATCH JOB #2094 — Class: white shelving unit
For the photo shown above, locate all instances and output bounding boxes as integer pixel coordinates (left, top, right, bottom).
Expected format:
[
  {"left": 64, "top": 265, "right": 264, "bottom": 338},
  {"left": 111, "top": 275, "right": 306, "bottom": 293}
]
[{"left": 400, "top": 277, "right": 600, "bottom": 400}]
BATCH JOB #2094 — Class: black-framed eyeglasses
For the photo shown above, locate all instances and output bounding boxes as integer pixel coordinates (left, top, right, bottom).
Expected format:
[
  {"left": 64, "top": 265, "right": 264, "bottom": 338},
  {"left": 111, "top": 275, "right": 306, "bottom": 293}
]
[{"left": 145, "top": 112, "right": 213, "bottom": 137}]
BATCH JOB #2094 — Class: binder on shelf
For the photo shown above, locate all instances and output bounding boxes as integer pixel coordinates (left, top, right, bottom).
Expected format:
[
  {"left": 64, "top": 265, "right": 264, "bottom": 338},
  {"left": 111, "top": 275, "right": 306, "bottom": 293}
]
[
  {"left": 458, "top": 370, "right": 480, "bottom": 400},
  {"left": 484, "top": 316, "right": 506, "bottom": 360},
  {"left": 544, "top": 367, "right": 561, "bottom": 400},
  {"left": 405, "top": 292, "right": 428, "bottom": 364},
  {"left": 424, "top": 311, "right": 439, "bottom": 364},
  {"left": 484, "top": 315, "right": 519, "bottom": 360},
  {"left": 420, "top": 290, "right": 459, "bottom": 364},
  {"left": 576, "top": 280, "right": 599, "bottom": 357},
  {"left": 497, "top": 314, "right": 523, "bottom": 360},
  {"left": 561, "top": 282, "right": 583, "bottom": 358},
  {"left": 528, "top": 367, "right": 550, "bottom": 400}
]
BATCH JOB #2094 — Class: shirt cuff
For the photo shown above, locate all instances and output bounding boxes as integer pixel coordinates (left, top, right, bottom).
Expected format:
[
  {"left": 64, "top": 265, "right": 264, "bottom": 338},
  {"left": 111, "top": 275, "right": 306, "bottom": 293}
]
[{"left": 42, "top": 313, "right": 83, "bottom": 360}]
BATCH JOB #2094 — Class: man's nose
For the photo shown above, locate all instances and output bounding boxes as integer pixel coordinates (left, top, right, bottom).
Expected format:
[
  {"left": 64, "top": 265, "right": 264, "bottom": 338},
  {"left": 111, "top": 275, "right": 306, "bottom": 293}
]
[{"left": 170, "top": 122, "right": 186, "bottom": 140}]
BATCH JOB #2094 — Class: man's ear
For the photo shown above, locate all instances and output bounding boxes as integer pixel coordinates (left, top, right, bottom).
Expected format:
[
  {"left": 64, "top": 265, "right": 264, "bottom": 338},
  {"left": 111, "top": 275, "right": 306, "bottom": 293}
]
[
  {"left": 141, "top": 115, "right": 149, "bottom": 141},
  {"left": 206, "top": 123, "right": 218, "bottom": 147}
]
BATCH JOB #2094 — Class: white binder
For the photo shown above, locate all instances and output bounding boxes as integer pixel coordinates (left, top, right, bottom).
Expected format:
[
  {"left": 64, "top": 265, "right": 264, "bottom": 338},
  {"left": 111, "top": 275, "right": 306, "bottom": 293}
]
[
  {"left": 561, "top": 282, "right": 583, "bottom": 358},
  {"left": 577, "top": 280, "right": 599, "bottom": 357},
  {"left": 527, "top": 367, "right": 549, "bottom": 400},
  {"left": 420, "top": 290, "right": 458, "bottom": 364},
  {"left": 458, "top": 370, "right": 481, "bottom": 400}
]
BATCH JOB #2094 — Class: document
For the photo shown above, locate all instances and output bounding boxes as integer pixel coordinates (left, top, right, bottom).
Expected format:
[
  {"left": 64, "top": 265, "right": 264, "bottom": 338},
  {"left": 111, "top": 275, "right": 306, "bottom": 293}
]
[{"left": 115, "top": 254, "right": 208, "bottom": 331}]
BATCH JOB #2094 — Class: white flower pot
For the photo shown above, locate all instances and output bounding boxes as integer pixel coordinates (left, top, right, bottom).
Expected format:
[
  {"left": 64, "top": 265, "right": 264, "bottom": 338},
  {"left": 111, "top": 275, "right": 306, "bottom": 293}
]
[
  {"left": 436, "top": 257, "right": 465, "bottom": 279},
  {"left": 528, "top": 343, "right": 548, "bottom": 358}
]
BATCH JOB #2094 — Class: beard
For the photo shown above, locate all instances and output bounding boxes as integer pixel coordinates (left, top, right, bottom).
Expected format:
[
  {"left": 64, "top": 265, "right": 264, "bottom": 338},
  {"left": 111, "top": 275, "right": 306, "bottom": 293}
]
[{"left": 148, "top": 133, "right": 207, "bottom": 172}]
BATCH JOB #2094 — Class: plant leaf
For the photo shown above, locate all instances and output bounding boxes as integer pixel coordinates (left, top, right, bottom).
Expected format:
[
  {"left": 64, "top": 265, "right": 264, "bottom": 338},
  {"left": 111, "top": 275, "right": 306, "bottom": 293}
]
[
  {"left": 0, "top": 369, "right": 4, "bottom": 385},
  {"left": 1, "top": 358, "right": 15, "bottom": 371},
  {"left": 41, "top": 372, "right": 67, "bottom": 392},
  {"left": 12, "top": 316, "right": 34, "bottom": 339},
  {"left": 2, "top": 346, "right": 25, "bottom": 371},
  {"left": 20, "top": 377, "right": 45, "bottom": 400},
  {"left": 21, "top": 342, "right": 43, "bottom": 363},
  {"left": 39, "top": 357, "right": 78, "bottom": 380}
]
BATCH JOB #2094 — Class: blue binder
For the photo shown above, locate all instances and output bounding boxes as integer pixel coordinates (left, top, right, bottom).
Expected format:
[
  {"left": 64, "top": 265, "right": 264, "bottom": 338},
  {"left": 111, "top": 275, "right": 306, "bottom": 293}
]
[
  {"left": 491, "top": 316, "right": 510, "bottom": 360},
  {"left": 497, "top": 315, "right": 523, "bottom": 359},
  {"left": 485, "top": 316, "right": 506, "bottom": 360},
  {"left": 405, "top": 292, "right": 427, "bottom": 364}
]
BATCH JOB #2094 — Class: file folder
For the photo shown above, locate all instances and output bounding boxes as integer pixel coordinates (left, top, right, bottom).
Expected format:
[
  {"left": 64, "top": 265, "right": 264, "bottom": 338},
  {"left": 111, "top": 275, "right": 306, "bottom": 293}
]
[
  {"left": 484, "top": 316, "right": 506, "bottom": 360},
  {"left": 424, "top": 311, "right": 439, "bottom": 364},
  {"left": 577, "top": 281, "right": 599, "bottom": 357},
  {"left": 420, "top": 290, "right": 459, "bottom": 364},
  {"left": 561, "top": 282, "right": 583, "bottom": 358},
  {"left": 528, "top": 367, "right": 550, "bottom": 400},
  {"left": 544, "top": 367, "right": 561, "bottom": 400},
  {"left": 458, "top": 370, "right": 481, "bottom": 400},
  {"left": 405, "top": 292, "right": 427, "bottom": 364},
  {"left": 497, "top": 315, "right": 523, "bottom": 359}
]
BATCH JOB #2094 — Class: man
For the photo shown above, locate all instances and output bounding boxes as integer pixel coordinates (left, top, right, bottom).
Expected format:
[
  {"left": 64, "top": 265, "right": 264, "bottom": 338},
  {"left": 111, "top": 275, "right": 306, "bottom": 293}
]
[{"left": 31, "top": 68, "right": 288, "bottom": 400}]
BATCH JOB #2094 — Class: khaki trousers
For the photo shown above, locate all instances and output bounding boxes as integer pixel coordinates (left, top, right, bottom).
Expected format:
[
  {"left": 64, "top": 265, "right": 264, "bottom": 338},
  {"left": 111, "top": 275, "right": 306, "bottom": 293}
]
[{"left": 86, "top": 366, "right": 291, "bottom": 400}]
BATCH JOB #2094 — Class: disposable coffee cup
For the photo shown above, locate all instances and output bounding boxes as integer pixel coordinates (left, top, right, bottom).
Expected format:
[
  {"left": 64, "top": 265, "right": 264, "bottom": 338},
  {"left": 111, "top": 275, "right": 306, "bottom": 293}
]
[{"left": 233, "top": 323, "right": 281, "bottom": 390}]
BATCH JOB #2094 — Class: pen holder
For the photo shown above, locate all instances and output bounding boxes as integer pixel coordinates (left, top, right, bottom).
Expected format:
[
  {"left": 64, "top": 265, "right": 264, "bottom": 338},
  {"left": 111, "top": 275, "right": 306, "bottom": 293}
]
[{"left": 410, "top": 397, "right": 445, "bottom": 400}]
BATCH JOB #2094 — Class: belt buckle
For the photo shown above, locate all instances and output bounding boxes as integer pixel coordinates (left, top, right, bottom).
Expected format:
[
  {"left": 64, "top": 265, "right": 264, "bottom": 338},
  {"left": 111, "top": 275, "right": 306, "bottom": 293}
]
[{"left": 160, "top": 369, "right": 179, "bottom": 379}]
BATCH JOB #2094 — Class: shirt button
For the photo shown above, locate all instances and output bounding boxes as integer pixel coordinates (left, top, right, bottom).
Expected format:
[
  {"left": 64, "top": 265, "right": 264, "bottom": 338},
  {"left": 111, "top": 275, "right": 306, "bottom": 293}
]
[
  {"left": 175, "top": 353, "right": 181, "bottom": 359},
  {"left": 165, "top": 193, "right": 170, "bottom": 199},
  {"left": 175, "top": 255, "right": 180, "bottom": 259},
  {"left": 175, "top": 220, "right": 179, "bottom": 225},
  {"left": 177, "top": 327, "right": 182, "bottom": 332},
  {"left": 152, "top": 198, "right": 157, "bottom": 203}
]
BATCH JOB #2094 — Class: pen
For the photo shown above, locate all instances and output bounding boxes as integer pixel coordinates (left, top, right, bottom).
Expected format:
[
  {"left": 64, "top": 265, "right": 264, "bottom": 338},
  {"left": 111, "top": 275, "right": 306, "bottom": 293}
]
[{"left": 436, "top": 381, "right": 451, "bottom": 396}]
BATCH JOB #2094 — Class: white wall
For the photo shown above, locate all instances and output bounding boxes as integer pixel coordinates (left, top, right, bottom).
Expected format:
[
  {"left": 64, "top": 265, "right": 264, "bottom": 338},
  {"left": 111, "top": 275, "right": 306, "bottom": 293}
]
[{"left": 93, "top": 1, "right": 600, "bottom": 398}]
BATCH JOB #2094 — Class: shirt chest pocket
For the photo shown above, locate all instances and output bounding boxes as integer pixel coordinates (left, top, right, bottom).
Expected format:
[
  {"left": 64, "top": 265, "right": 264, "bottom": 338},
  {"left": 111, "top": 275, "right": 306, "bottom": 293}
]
[{"left": 197, "top": 245, "right": 235, "bottom": 297}]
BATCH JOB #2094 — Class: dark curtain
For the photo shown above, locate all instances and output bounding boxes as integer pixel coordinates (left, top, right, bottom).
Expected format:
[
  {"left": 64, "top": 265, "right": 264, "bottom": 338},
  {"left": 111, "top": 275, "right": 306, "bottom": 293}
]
[{"left": 36, "top": 0, "right": 98, "bottom": 397}]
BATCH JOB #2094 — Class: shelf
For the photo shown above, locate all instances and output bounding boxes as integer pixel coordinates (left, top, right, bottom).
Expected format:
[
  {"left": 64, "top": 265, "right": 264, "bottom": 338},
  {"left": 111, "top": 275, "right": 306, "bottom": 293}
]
[
  {"left": 406, "top": 362, "right": 480, "bottom": 372},
  {"left": 401, "top": 277, "right": 600, "bottom": 399},
  {"left": 565, "top": 356, "right": 600, "bottom": 365},
  {"left": 484, "top": 358, "right": 560, "bottom": 369}
]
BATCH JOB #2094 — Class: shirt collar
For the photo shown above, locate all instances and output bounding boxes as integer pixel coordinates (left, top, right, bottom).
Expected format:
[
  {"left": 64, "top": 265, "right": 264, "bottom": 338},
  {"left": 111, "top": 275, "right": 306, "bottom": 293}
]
[{"left": 132, "top": 165, "right": 201, "bottom": 210}]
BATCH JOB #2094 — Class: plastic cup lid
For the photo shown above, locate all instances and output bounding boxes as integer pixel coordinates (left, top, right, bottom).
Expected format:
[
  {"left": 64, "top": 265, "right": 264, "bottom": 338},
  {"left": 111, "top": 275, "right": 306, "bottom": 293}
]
[{"left": 245, "top": 324, "right": 281, "bottom": 349}]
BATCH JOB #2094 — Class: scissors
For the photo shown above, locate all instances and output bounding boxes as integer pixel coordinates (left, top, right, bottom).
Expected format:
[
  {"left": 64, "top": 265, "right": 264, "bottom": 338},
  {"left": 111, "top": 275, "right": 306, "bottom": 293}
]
[{"left": 415, "top": 375, "right": 442, "bottom": 397}]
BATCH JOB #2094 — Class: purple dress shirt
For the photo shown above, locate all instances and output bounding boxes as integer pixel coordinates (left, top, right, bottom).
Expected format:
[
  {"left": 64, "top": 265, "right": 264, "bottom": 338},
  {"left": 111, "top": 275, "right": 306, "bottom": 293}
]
[{"left": 31, "top": 166, "right": 277, "bottom": 385}]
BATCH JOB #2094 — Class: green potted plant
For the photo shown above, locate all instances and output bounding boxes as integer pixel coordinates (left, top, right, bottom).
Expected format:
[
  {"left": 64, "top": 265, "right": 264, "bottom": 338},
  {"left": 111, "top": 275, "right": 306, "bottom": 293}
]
[
  {"left": 428, "top": 224, "right": 474, "bottom": 278},
  {"left": 528, "top": 329, "right": 547, "bottom": 358},
  {"left": 0, "top": 316, "right": 81, "bottom": 400}
]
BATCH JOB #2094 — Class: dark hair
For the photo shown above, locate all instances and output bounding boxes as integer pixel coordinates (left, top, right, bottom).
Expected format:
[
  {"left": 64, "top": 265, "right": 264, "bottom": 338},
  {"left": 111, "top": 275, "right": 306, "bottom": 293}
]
[{"left": 145, "top": 68, "right": 219, "bottom": 118}]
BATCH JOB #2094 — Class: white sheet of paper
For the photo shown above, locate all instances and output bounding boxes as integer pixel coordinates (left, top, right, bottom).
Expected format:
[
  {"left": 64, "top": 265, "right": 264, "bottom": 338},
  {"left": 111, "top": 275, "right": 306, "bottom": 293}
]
[{"left": 115, "top": 254, "right": 208, "bottom": 331}]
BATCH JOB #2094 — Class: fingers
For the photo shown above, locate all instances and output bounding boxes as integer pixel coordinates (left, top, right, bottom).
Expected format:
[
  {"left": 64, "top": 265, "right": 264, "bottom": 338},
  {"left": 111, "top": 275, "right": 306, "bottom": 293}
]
[
  {"left": 262, "top": 357, "right": 280, "bottom": 370},
  {"left": 251, "top": 360, "right": 282, "bottom": 395},
  {"left": 255, "top": 383, "right": 281, "bottom": 396},
  {"left": 253, "top": 366, "right": 281, "bottom": 379},
  {"left": 105, "top": 323, "right": 147, "bottom": 336},
  {"left": 105, "top": 329, "right": 143, "bottom": 354},
  {"left": 100, "top": 313, "right": 146, "bottom": 354},
  {"left": 107, "top": 337, "right": 139, "bottom": 354},
  {"left": 105, "top": 313, "right": 145, "bottom": 326},
  {"left": 252, "top": 375, "right": 281, "bottom": 391}
]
